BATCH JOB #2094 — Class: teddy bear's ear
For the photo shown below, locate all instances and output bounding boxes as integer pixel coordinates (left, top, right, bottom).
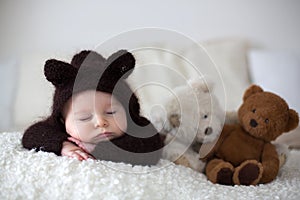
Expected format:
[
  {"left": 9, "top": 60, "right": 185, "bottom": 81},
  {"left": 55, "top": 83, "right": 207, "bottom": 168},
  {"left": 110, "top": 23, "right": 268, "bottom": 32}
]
[
  {"left": 169, "top": 114, "right": 181, "bottom": 128},
  {"left": 285, "top": 109, "right": 299, "bottom": 132},
  {"left": 188, "top": 77, "right": 214, "bottom": 93},
  {"left": 103, "top": 50, "right": 135, "bottom": 82},
  {"left": 44, "top": 59, "right": 78, "bottom": 87},
  {"left": 243, "top": 84, "right": 264, "bottom": 101}
]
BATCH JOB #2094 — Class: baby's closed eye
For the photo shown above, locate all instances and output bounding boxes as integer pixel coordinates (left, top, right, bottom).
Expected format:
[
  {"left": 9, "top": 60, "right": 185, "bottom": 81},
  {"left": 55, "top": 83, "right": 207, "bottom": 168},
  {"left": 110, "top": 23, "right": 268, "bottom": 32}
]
[
  {"left": 77, "top": 114, "right": 93, "bottom": 121},
  {"left": 106, "top": 111, "right": 116, "bottom": 115}
]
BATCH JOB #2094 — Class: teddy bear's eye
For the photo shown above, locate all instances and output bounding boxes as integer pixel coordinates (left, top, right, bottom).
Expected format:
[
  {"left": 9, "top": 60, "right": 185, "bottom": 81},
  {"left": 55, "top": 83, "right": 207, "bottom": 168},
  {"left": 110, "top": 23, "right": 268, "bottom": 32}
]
[
  {"left": 204, "top": 114, "right": 208, "bottom": 119},
  {"left": 265, "top": 119, "right": 269, "bottom": 124},
  {"left": 252, "top": 109, "right": 256, "bottom": 113}
]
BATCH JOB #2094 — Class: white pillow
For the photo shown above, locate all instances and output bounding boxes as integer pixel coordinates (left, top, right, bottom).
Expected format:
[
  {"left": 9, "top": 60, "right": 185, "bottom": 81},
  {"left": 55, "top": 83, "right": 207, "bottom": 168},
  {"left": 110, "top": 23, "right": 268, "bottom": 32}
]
[
  {"left": 128, "top": 38, "right": 251, "bottom": 119},
  {"left": 13, "top": 52, "right": 73, "bottom": 130},
  {"left": 128, "top": 46, "right": 198, "bottom": 118},
  {"left": 201, "top": 38, "right": 251, "bottom": 111},
  {"left": 0, "top": 57, "right": 19, "bottom": 131}
]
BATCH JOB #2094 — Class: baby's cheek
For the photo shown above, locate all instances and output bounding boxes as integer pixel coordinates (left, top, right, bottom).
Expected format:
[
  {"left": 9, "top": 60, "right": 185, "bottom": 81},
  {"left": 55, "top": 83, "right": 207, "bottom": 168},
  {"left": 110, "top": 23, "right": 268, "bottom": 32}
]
[
  {"left": 115, "top": 115, "right": 127, "bottom": 132},
  {"left": 66, "top": 121, "right": 80, "bottom": 138},
  {"left": 119, "top": 118, "right": 127, "bottom": 132}
]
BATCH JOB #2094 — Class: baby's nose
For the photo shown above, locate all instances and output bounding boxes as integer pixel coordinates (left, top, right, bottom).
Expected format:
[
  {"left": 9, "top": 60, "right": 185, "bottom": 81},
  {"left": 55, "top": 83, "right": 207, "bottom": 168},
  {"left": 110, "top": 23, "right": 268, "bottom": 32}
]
[{"left": 95, "top": 116, "right": 108, "bottom": 128}]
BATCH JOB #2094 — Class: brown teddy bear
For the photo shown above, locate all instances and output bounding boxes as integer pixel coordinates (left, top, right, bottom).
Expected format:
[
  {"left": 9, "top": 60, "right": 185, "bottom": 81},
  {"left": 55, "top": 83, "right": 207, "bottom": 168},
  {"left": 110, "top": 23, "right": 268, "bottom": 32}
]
[{"left": 201, "top": 85, "right": 299, "bottom": 185}]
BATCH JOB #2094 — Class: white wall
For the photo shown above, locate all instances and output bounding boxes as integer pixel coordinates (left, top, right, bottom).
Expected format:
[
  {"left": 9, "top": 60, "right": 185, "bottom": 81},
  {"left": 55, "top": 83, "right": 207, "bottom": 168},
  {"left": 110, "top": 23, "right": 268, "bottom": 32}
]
[{"left": 1, "top": 0, "right": 300, "bottom": 55}]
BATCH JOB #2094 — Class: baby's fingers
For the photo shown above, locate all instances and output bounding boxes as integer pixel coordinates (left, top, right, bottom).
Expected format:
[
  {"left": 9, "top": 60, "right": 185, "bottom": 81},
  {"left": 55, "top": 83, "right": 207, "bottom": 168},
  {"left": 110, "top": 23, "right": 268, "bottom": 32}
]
[
  {"left": 71, "top": 151, "right": 85, "bottom": 161},
  {"left": 73, "top": 150, "right": 94, "bottom": 160},
  {"left": 63, "top": 150, "right": 85, "bottom": 161}
]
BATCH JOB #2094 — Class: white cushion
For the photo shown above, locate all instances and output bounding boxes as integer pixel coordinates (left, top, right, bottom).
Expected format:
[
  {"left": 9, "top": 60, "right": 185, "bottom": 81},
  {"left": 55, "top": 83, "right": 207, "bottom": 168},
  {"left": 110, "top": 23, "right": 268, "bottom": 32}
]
[
  {"left": 202, "top": 38, "right": 251, "bottom": 110},
  {"left": 13, "top": 52, "right": 72, "bottom": 130},
  {"left": 0, "top": 57, "right": 19, "bottom": 131},
  {"left": 128, "top": 38, "right": 251, "bottom": 119}
]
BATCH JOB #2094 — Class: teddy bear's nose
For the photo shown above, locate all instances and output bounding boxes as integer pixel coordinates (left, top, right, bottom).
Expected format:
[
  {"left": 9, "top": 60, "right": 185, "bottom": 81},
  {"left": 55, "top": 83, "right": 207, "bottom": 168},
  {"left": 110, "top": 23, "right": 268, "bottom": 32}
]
[
  {"left": 205, "top": 127, "right": 213, "bottom": 135},
  {"left": 250, "top": 119, "right": 258, "bottom": 127}
]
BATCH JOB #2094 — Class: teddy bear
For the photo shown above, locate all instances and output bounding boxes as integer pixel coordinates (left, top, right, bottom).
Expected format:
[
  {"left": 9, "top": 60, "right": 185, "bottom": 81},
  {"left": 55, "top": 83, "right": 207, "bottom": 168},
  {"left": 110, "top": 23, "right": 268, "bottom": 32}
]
[
  {"left": 201, "top": 85, "right": 299, "bottom": 185},
  {"left": 151, "top": 77, "right": 226, "bottom": 171}
]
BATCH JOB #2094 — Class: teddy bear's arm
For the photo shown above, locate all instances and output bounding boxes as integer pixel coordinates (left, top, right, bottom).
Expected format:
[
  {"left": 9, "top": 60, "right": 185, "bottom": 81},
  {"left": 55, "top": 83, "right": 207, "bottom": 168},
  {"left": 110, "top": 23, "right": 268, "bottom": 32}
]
[
  {"left": 260, "top": 143, "right": 280, "bottom": 183},
  {"left": 200, "top": 124, "right": 235, "bottom": 161}
]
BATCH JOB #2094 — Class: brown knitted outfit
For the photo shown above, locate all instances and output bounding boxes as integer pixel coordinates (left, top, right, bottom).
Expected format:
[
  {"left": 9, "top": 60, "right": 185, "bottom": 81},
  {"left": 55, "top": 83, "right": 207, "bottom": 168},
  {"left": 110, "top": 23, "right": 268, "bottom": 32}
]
[{"left": 22, "top": 50, "right": 163, "bottom": 165}]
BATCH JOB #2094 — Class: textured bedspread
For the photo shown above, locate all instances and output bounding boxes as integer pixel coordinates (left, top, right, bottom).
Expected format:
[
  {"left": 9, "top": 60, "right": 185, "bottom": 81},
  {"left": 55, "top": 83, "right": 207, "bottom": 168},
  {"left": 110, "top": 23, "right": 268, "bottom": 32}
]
[{"left": 1, "top": 132, "right": 300, "bottom": 200}]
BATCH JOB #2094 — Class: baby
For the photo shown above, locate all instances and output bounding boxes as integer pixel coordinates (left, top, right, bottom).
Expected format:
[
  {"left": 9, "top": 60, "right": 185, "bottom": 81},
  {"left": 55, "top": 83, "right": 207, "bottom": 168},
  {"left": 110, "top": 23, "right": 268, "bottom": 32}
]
[{"left": 22, "top": 50, "right": 163, "bottom": 165}]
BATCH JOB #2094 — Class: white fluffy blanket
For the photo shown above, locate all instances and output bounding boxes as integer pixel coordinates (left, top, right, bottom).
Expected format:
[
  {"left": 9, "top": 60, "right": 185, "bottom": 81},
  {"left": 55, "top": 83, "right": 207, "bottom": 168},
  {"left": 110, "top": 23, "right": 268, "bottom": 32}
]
[{"left": 1, "top": 132, "right": 300, "bottom": 200}]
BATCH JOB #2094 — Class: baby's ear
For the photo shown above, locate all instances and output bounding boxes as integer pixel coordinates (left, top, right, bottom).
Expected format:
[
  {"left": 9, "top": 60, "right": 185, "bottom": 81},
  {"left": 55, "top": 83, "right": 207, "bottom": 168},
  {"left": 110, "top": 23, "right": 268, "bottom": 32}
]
[
  {"left": 44, "top": 59, "right": 78, "bottom": 87},
  {"left": 104, "top": 50, "right": 135, "bottom": 81}
]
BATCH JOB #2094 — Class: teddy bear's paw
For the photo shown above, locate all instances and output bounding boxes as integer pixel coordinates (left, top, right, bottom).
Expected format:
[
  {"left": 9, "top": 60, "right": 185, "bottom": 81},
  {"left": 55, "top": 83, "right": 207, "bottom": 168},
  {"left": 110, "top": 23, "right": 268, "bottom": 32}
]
[
  {"left": 216, "top": 167, "right": 234, "bottom": 185},
  {"left": 278, "top": 153, "right": 287, "bottom": 169},
  {"left": 233, "top": 160, "right": 263, "bottom": 185},
  {"left": 274, "top": 143, "right": 289, "bottom": 168},
  {"left": 185, "top": 154, "right": 206, "bottom": 172},
  {"left": 174, "top": 155, "right": 192, "bottom": 168},
  {"left": 206, "top": 159, "right": 234, "bottom": 185}
]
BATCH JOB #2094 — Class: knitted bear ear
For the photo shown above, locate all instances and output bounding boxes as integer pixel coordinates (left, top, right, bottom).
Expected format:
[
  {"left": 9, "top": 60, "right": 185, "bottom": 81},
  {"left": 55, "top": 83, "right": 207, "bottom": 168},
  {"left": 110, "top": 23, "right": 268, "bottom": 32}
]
[
  {"left": 103, "top": 50, "right": 135, "bottom": 81},
  {"left": 71, "top": 50, "right": 106, "bottom": 69},
  {"left": 44, "top": 59, "right": 78, "bottom": 87}
]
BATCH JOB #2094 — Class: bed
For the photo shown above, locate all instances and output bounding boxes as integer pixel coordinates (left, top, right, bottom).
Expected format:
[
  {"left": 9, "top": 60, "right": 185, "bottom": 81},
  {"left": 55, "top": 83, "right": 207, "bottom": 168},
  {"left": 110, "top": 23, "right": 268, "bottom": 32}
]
[
  {"left": 1, "top": 131, "right": 300, "bottom": 199},
  {"left": 1, "top": 38, "right": 300, "bottom": 199}
]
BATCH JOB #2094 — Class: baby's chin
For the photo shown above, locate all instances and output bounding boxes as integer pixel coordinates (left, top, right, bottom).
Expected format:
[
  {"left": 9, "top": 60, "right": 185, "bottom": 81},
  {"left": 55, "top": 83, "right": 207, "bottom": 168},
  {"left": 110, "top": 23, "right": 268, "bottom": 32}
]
[{"left": 94, "top": 133, "right": 125, "bottom": 143}]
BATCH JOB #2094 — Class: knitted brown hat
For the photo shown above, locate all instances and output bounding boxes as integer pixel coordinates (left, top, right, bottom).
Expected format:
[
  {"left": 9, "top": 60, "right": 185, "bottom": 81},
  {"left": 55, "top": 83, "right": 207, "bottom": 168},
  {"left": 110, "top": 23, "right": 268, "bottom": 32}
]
[{"left": 44, "top": 49, "right": 144, "bottom": 126}]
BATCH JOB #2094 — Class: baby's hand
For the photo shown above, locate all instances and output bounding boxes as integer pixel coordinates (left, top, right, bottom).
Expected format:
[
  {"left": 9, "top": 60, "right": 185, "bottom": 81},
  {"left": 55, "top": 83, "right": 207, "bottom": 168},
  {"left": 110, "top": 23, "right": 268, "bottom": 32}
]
[
  {"left": 61, "top": 141, "right": 95, "bottom": 161},
  {"left": 68, "top": 137, "right": 96, "bottom": 153}
]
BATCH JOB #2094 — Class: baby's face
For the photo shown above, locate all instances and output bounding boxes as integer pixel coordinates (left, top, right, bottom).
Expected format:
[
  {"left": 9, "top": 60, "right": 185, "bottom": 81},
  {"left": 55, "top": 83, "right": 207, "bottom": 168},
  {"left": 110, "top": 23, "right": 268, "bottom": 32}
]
[{"left": 63, "top": 90, "right": 127, "bottom": 144}]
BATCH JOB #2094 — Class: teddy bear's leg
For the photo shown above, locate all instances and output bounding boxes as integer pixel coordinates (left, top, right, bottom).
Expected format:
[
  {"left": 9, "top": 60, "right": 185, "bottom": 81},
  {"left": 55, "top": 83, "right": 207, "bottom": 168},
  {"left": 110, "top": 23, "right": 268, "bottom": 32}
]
[
  {"left": 174, "top": 155, "right": 192, "bottom": 168},
  {"left": 183, "top": 150, "right": 206, "bottom": 172},
  {"left": 206, "top": 159, "right": 234, "bottom": 185},
  {"left": 233, "top": 160, "right": 263, "bottom": 185},
  {"left": 174, "top": 150, "right": 206, "bottom": 172}
]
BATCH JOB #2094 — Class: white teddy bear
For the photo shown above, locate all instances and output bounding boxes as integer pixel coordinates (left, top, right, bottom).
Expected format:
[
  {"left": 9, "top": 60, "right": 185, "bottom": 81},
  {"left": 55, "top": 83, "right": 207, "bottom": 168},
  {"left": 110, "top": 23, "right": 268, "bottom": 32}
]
[{"left": 151, "top": 78, "right": 226, "bottom": 172}]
